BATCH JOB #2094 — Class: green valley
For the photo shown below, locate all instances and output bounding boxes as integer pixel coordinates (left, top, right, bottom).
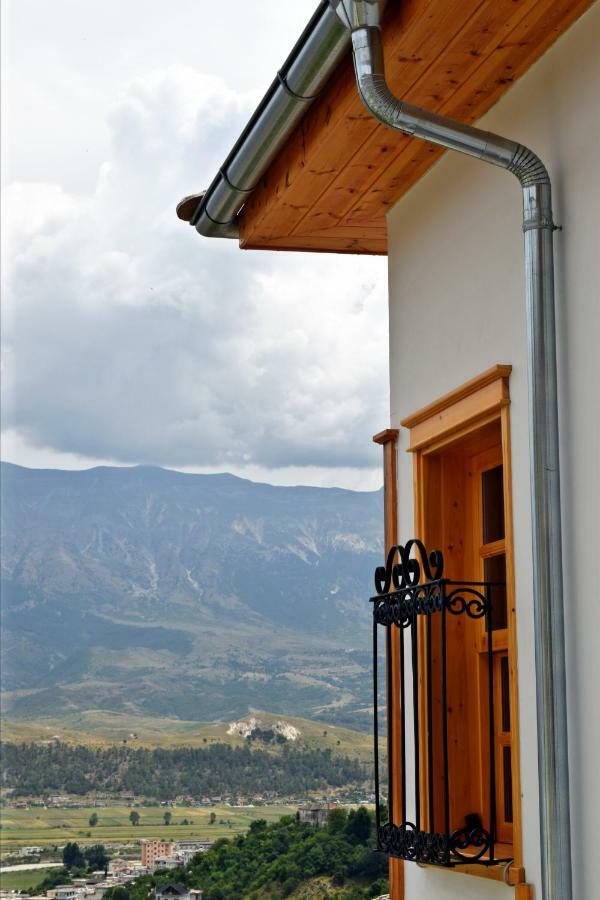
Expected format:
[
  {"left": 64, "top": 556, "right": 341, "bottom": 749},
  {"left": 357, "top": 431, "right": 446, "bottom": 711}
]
[{"left": 0, "top": 804, "right": 296, "bottom": 854}]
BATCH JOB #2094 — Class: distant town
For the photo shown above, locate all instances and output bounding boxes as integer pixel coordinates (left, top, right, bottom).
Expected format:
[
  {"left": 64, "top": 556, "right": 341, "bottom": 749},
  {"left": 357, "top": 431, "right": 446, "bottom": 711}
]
[
  {"left": 0, "top": 802, "right": 382, "bottom": 900},
  {"left": 3, "top": 788, "right": 375, "bottom": 811},
  {"left": 1, "top": 838, "right": 213, "bottom": 900}
]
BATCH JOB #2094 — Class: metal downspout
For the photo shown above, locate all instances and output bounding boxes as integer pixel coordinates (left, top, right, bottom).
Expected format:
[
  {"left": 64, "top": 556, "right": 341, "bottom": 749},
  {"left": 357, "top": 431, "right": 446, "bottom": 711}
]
[{"left": 332, "top": 2, "right": 572, "bottom": 897}]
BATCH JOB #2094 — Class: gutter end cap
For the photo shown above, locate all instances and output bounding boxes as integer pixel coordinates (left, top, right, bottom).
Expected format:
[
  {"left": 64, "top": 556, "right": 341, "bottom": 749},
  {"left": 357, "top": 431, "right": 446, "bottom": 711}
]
[{"left": 176, "top": 192, "right": 206, "bottom": 224}]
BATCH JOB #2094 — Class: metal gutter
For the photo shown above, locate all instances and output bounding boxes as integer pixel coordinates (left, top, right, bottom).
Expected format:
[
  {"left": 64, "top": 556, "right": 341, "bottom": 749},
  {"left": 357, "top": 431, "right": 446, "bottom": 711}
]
[
  {"left": 335, "top": 2, "right": 572, "bottom": 898},
  {"left": 176, "top": 1, "right": 351, "bottom": 238}
]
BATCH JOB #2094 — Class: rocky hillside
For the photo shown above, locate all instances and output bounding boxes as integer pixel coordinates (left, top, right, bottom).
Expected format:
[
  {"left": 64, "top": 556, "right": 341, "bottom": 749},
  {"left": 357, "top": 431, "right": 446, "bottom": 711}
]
[{"left": 1, "top": 463, "right": 383, "bottom": 728}]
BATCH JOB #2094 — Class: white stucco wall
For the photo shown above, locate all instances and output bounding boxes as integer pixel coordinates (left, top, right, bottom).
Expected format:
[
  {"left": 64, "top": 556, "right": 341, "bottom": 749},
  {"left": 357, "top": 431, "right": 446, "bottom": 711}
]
[{"left": 386, "top": 3, "right": 600, "bottom": 898}]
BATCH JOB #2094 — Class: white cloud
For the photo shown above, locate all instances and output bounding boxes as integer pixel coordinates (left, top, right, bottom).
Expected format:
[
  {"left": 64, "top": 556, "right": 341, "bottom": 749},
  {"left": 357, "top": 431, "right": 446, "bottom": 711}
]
[{"left": 2, "top": 38, "right": 389, "bottom": 488}]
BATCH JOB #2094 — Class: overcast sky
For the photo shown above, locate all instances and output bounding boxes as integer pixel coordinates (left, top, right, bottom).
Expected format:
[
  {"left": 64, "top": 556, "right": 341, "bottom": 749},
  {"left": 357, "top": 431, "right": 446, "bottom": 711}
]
[{"left": 1, "top": 0, "right": 388, "bottom": 490}]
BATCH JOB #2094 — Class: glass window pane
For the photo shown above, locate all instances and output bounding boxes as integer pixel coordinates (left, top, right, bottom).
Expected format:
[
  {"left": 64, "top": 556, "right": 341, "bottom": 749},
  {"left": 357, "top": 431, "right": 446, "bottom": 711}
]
[
  {"left": 482, "top": 465, "right": 505, "bottom": 544},
  {"left": 485, "top": 553, "right": 507, "bottom": 630},
  {"left": 503, "top": 747, "right": 513, "bottom": 824},
  {"left": 500, "top": 655, "right": 511, "bottom": 732}
]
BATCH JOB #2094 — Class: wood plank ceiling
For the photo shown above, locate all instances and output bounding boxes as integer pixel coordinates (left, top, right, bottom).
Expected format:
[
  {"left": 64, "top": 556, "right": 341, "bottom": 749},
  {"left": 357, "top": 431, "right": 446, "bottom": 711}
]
[{"left": 238, "top": 0, "right": 595, "bottom": 255}]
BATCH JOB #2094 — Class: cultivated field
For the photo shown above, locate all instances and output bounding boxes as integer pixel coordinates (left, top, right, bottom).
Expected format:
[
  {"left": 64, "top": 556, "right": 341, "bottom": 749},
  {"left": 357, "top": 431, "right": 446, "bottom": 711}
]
[
  {"left": 1, "top": 710, "right": 375, "bottom": 762},
  {"left": 0, "top": 867, "right": 60, "bottom": 892},
  {"left": 0, "top": 804, "right": 296, "bottom": 854}
]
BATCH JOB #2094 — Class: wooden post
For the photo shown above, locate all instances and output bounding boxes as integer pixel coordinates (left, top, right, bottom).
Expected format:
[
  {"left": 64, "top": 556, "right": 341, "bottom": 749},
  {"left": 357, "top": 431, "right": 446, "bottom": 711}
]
[{"left": 373, "top": 428, "right": 403, "bottom": 900}]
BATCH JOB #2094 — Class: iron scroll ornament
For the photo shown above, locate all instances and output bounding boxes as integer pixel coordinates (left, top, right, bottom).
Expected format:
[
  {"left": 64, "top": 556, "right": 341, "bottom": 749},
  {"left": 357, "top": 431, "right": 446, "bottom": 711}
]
[
  {"left": 372, "top": 540, "right": 446, "bottom": 629},
  {"left": 371, "top": 541, "right": 492, "bottom": 628},
  {"left": 374, "top": 539, "right": 444, "bottom": 595},
  {"left": 377, "top": 821, "right": 494, "bottom": 866},
  {"left": 370, "top": 538, "right": 508, "bottom": 868}
]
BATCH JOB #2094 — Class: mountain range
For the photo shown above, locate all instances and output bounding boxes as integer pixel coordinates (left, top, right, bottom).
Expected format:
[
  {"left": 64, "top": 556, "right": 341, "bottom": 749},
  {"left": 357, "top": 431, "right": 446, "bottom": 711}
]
[{"left": 0, "top": 462, "right": 383, "bottom": 729}]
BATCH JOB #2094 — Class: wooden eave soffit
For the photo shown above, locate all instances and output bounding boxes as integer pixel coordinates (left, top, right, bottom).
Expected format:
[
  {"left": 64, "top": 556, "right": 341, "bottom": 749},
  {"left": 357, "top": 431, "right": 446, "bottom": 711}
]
[{"left": 238, "top": 0, "right": 595, "bottom": 255}]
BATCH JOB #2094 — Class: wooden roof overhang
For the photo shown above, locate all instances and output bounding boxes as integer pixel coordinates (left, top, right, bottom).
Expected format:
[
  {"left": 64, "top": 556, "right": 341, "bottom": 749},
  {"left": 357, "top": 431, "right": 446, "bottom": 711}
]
[{"left": 236, "top": 0, "right": 594, "bottom": 255}]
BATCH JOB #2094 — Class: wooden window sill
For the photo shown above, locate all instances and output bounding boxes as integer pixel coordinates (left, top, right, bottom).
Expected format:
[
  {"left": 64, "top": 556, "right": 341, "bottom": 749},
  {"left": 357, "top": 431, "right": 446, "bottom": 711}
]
[{"left": 417, "top": 848, "right": 525, "bottom": 886}]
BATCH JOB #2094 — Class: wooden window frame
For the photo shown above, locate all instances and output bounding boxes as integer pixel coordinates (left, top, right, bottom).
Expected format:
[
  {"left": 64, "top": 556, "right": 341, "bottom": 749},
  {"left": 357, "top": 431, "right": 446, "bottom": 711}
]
[
  {"left": 399, "top": 365, "right": 526, "bottom": 887},
  {"left": 372, "top": 428, "right": 404, "bottom": 899}
]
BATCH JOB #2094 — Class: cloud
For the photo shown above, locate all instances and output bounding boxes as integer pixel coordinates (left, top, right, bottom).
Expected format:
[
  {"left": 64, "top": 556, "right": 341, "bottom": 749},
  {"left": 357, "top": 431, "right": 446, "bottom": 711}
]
[{"left": 2, "top": 64, "right": 388, "bottom": 475}]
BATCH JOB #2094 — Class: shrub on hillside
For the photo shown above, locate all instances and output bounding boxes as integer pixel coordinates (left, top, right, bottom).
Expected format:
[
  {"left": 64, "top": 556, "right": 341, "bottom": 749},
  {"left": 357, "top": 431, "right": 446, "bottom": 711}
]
[{"left": 123, "top": 809, "right": 387, "bottom": 900}]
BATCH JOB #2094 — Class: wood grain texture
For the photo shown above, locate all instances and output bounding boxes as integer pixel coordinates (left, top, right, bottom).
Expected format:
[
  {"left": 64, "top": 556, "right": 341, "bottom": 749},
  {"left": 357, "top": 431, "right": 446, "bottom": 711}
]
[
  {"left": 500, "top": 402, "right": 524, "bottom": 875},
  {"left": 404, "top": 378, "right": 509, "bottom": 451},
  {"left": 403, "top": 368, "right": 526, "bottom": 882},
  {"left": 373, "top": 428, "right": 404, "bottom": 899},
  {"left": 401, "top": 365, "right": 512, "bottom": 429},
  {"left": 239, "top": 0, "right": 596, "bottom": 254}
]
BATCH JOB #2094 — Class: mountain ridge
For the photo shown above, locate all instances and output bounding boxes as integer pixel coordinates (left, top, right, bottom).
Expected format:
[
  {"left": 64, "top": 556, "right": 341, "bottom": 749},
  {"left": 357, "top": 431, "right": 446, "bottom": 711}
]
[
  {"left": 0, "top": 460, "right": 380, "bottom": 494},
  {"left": 1, "top": 462, "right": 383, "bottom": 730}
]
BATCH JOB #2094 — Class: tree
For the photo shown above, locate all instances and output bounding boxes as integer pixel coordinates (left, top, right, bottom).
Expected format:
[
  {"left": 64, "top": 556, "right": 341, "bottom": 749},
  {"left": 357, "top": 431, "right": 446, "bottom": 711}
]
[
  {"left": 63, "top": 842, "right": 85, "bottom": 870},
  {"left": 345, "top": 807, "right": 371, "bottom": 844},
  {"left": 89, "top": 813, "right": 99, "bottom": 827},
  {"left": 104, "top": 888, "right": 130, "bottom": 900},
  {"left": 35, "top": 868, "right": 71, "bottom": 893},
  {"left": 281, "top": 876, "right": 299, "bottom": 896},
  {"left": 163, "top": 811, "right": 172, "bottom": 826},
  {"left": 1, "top": 740, "right": 365, "bottom": 803},
  {"left": 85, "top": 844, "right": 109, "bottom": 872},
  {"left": 209, "top": 812, "right": 217, "bottom": 825},
  {"left": 327, "top": 808, "right": 347, "bottom": 834},
  {"left": 332, "top": 868, "right": 346, "bottom": 887},
  {"left": 129, "top": 810, "right": 140, "bottom": 826}
]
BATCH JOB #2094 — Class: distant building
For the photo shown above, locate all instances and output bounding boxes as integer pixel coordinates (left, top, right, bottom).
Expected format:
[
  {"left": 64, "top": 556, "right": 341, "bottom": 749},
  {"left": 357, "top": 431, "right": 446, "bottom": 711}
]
[
  {"left": 154, "top": 885, "right": 199, "bottom": 900},
  {"left": 2, "top": 895, "right": 47, "bottom": 900},
  {"left": 2, "top": 895, "right": 44, "bottom": 900},
  {"left": 141, "top": 840, "right": 175, "bottom": 868},
  {"left": 127, "top": 864, "right": 150, "bottom": 877},
  {"left": 49, "top": 796, "right": 69, "bottom": 804},
  {"left": 82, "top": 880, "right": 120, "bottom": 900},
  {"left": 55, "top": 887, "right": 83, "bottom": 900},
  {"left": 19, "top": 845, "right": 43, "bottom": 857},
  {"left": 107, "top": 858, "right": 129, "bottom": 875},
  {"left": 175, "top": 840, "right": 213, "bottom": 853},
  {"left": 297, "top": 804, "right": 336, "bottom": 828},
  {"left": 154, "top": 857, "right": 182, "bottom": 871},
  {"left": 174, "top": 849, "right": 197, "bottom": 865}
]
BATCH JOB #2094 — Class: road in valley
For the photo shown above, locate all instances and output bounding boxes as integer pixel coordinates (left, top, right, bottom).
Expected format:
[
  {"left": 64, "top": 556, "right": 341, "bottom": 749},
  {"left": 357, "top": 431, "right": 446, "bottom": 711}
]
[{"left": 0, "top": 862, "right": 62, "bottom": 873}]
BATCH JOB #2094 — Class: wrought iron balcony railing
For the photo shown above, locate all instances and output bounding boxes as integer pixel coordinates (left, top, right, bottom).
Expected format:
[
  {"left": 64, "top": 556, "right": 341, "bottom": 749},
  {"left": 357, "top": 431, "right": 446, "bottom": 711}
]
[{"left": 371, "top": 539, "right": 511, "bottom": 868}]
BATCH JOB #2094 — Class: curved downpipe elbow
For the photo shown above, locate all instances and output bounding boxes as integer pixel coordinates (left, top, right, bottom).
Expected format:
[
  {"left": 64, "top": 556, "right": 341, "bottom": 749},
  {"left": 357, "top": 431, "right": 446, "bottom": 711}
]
[
  {"left": 508, "top": 145, "right": 551, "bottom": 188},
  {"left": 351, "top": 23, "right": 542, "bottom": 176},
  {"left": 349, "top": 15, "right": 553, "bottom": 193}
]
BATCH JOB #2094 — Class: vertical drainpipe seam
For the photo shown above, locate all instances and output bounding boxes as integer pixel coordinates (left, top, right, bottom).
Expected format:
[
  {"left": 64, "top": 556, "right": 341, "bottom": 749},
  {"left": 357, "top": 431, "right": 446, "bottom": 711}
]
[{"left": 331, "top": 2, "right": 572, "bottom": 898}]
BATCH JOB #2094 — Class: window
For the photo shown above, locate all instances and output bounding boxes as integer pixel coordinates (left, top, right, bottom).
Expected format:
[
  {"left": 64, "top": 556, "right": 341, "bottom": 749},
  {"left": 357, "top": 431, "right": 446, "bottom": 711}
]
[
  {"left": 469, "top": 445, "right": 513, "bottom": 844},
  {"left": 372, "top": 366, "right": 523, "bottom": 880}
]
